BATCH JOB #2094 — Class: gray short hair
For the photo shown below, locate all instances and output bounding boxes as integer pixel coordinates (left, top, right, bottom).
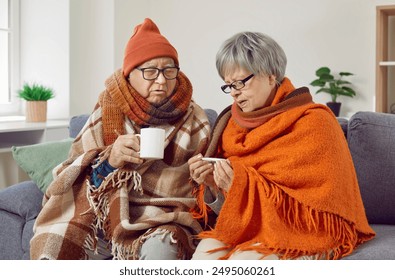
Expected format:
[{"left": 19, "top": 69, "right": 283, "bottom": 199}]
[{"left": 216, "top": 32, "right": 287, "bottom": 83}]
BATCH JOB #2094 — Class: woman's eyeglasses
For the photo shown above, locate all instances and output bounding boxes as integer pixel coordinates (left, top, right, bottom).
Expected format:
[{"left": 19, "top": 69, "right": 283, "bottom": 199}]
[
  {"left": 136, "top": 67, "right": 180, "bottom": 81},
  {"left": 221, "top": 74, "right": 254, "bottom": 94}
]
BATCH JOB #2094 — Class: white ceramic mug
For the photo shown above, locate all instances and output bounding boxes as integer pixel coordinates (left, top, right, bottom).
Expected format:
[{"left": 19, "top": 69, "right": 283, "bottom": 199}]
[{"left": 136, "top": 128, "right": 165, "bottom": 159}]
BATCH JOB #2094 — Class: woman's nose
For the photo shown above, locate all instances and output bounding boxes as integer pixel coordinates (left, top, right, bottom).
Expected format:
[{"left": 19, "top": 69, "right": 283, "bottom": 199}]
[{"left": 230, "top": 88, "right": 241, "bottom": 98}]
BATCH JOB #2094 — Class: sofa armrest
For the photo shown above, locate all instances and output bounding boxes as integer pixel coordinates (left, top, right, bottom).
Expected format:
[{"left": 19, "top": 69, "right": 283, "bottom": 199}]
[
  {"left": 0, "top": 181, "right": 43, "bottom": 260},
  {"left": 0, "top": 181, "right": 43, "bottom": 220},
  {"left": 347, "top": 111, "right": 395, "bottom": 224}
]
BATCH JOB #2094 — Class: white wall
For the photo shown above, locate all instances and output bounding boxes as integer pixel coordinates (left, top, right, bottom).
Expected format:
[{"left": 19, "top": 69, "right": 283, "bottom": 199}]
[
  {"left": 20, "top": 0, "right": 115, "bottom": 118},
  {"left": 112, "top": 0, "right": 395, "bottom": 118},
  {"left": 20, "top": 0, "right": 395, "bottom": 119},
  {"left": 114, "top": 0, "right": 150, "bottom": 70},
  {"left": 20, "top": 0, "right": 70, "bottom": 119},
  {"left": 69, "top": 0, "right": 115, "bottom": 116}
]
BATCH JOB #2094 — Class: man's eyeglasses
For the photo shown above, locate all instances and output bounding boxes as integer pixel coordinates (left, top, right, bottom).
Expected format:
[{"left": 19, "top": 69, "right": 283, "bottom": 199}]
[
  {"left": 221, "top": 74, "right": 254, "bottom": 94},
  {"left": 136, "top": 67, "right": 180, "bottom": 81}
]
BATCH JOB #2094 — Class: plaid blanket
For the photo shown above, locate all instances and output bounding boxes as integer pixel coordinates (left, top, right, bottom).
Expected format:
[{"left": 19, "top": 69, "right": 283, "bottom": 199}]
[{"left": 30, "top": 72, "right": 211, "bottom": 260}]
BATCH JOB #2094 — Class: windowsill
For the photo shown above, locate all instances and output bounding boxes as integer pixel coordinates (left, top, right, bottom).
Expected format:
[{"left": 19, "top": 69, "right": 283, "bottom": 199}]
[
  {"left": 0, "top": 119, "right": 69, "bottom": 133},
  {"left": 0, "top": 118, "right": 70, "bottom": 153},
  {"left": 0, "top": 115, "right": 26, "bottom": 122}
]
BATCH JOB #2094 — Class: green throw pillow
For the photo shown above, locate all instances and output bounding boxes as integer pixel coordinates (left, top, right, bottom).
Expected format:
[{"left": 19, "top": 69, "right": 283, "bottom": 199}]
[{"left": 12, "top": 138, "right": 74, "bottom": 193}]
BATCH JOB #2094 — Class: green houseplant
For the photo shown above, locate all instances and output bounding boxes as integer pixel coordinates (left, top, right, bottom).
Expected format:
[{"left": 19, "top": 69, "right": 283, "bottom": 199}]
[
  {"left": 17, "top": 83, "right": 55, "bottom": 122},
  {"left": 310, "top": 66, "right": 356, "bottom": 116}
]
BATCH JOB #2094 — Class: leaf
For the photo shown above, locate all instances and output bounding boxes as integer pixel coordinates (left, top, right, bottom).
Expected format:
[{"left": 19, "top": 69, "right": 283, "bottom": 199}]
[
  {"left": 339, "top": 72, "right": 353, "bottom": 76},
  {"left": 319, "top": 73, "right": 334, "bottom": 82},
  {"left": 17, "top": 82, "right": 55, "bottom": 101},
  {"left": 338, "top": 92, "right": 355, "bottom": 97},
  {"left": 316, "top": 67, "right": 330, "bottom": 77},
  {"left": 316, "top": 88, "right": 332, "bottom": 94},
  {"left": 311, "top": 66, "right": 356, "bottom": 101},
  {"left": 310, "top": 79, "right": 326, "bottom": 87},
  {"left": 336, "top": 80, "right": 351, "bottom": 85},
  {"left": 341, "top": 86, "right": 356, "bottom": 96}
]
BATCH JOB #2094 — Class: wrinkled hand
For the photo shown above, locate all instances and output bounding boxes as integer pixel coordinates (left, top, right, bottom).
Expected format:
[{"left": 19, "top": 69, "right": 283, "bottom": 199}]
[
  {"left": 188, "top": 154, "right": 215, "bottom": 187},
  {"left": 213, "top": 160, "right": 233, "bottom": 192},
  {"left": 108, "top": 134, "right": 144, "bottom": 168}
]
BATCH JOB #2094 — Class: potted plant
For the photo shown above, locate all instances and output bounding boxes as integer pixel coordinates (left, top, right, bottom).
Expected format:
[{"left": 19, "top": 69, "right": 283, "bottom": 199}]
[
  {"left": 310, "top": 66, "right": 356, "bottom": 117},
  {"left": 17, "top": 82, "right": 55, "bottom": 122}
]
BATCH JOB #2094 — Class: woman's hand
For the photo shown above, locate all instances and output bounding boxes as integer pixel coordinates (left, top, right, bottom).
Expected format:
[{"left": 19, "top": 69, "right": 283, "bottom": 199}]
[
  {"left": 108, "top": 134, "right": 144, "bottom": 168},
  {"left": 213, "top": 160, "right": 233, "bottom": 192},
  {"left": 188, "top": 154, "right": 215, "bottom": 187}
]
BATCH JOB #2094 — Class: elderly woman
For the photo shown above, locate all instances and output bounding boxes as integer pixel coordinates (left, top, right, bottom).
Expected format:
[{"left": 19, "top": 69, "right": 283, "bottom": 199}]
[
  {"left": 30, "top": 18, "right": 211, "bottom": 260},
  {"left": 188, "top": 31, "right": 375, "bottom": 260}
]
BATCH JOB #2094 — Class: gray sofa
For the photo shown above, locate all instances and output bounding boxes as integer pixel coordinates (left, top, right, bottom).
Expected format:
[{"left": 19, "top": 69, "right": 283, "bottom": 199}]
[{"left": 0, "top": 110, "right": 394, "bottom": 260}]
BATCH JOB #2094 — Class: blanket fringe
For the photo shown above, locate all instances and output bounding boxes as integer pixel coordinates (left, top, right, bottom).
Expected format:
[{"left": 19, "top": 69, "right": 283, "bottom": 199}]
[
  {"left": 190, "top": 184, "right": 210, "bottom": 224},
  {"left": 83, "top": 222, "right": 99, "bottom": 255},
  {"left": 111, "top": 227, "right": 179, "bottom": 260},
  {"left": 198, "top": 168, "right": 362, "bottom": 259},
  {"left": 83, "top": 169, "right": 142, "bottom": 255},
  {"left": 190, "top": 182, "right": 226, "bottom": 228},
  {"left": 253, "top": 170, "right": 359, "bottom": 259},
  {"left": 112, "top": 241, "right": 134, "bottom": 260}
]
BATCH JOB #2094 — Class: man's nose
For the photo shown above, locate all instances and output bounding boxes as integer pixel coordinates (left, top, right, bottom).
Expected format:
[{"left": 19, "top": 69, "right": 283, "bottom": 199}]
[{"left": 155, "top": 71, "right": 167, "bottom": 83}]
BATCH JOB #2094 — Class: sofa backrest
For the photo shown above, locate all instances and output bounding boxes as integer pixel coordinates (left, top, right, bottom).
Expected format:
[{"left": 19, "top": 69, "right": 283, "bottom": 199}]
[
  {"left": 70, "top": 110, "right": 394, "bottom": 225},
  {"left": 69, "top": 114, "right": 89, "bottom": 138},
  {"left": 347, "top": 111, "right": 395, "bottom": 225}
]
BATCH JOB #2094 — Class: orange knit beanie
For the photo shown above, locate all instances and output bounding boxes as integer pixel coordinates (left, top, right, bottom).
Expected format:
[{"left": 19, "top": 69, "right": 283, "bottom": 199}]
[{"left": 122, "top": 18, "right": 179, "bottom": 77}]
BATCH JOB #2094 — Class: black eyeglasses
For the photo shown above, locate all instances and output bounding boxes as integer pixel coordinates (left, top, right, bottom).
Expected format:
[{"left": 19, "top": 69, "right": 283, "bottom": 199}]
[
  {"left": 221, "top": 74, "right": 254, "bottom": 94},
  {"left": 136, "top": 66, "right": 180, "bottom": 81}
]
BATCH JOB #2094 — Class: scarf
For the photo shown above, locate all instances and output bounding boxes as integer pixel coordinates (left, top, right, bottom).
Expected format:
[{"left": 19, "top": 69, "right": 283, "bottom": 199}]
[
  {"left": 194, "top": 78, "right": 375, "bottom": 259},
  {"left": 101, "top": 69, "right": 193, "bottom": 145},
  {"left": 30, "top": 70, "right": 211, "bottom": 260}
]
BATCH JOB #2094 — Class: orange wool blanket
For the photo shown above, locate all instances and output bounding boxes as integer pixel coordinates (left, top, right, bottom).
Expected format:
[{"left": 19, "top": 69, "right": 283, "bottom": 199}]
[{"left": 196, "top": 78, "right": 375, "bottom": 259}]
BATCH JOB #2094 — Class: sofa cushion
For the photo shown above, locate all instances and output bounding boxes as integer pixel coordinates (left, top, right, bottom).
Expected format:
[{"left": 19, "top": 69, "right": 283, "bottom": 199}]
[
  {"left": 347, "top": 111, "right": 395, "bottom": 224},
  {"left": 11, "top": 138, "right": 74, "bottom": 193},
  {"left": 343, "top": 224, "right": 395, "bottom": 259},
  {"left": 69, "top": 114, "right": 89, "bottom": 138}
]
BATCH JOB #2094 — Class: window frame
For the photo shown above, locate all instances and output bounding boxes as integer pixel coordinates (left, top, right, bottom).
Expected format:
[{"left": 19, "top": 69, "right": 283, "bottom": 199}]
[{"left": 0, "top": 0, "right": 20, "bottom": 116}]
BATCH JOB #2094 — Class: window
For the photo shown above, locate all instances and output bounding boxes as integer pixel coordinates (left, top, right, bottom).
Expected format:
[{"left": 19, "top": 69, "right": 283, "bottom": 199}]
[{"left": 0, "top": 0, "right": 20, "bottom": 116}]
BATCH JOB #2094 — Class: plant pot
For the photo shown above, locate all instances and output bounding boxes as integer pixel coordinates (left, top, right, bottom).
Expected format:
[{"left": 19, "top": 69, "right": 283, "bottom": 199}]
[
  {"left": 26, "top": 101, "right": 47, "bottom": 122},
  {"left": 326, "top": 102, "right": 341, "bottom": 117}
]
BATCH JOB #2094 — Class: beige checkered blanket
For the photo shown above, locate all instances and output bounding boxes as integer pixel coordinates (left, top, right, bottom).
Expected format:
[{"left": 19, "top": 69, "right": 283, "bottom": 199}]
[{"left": 30, "top": 96, "right": 210, "bottom": 259}]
